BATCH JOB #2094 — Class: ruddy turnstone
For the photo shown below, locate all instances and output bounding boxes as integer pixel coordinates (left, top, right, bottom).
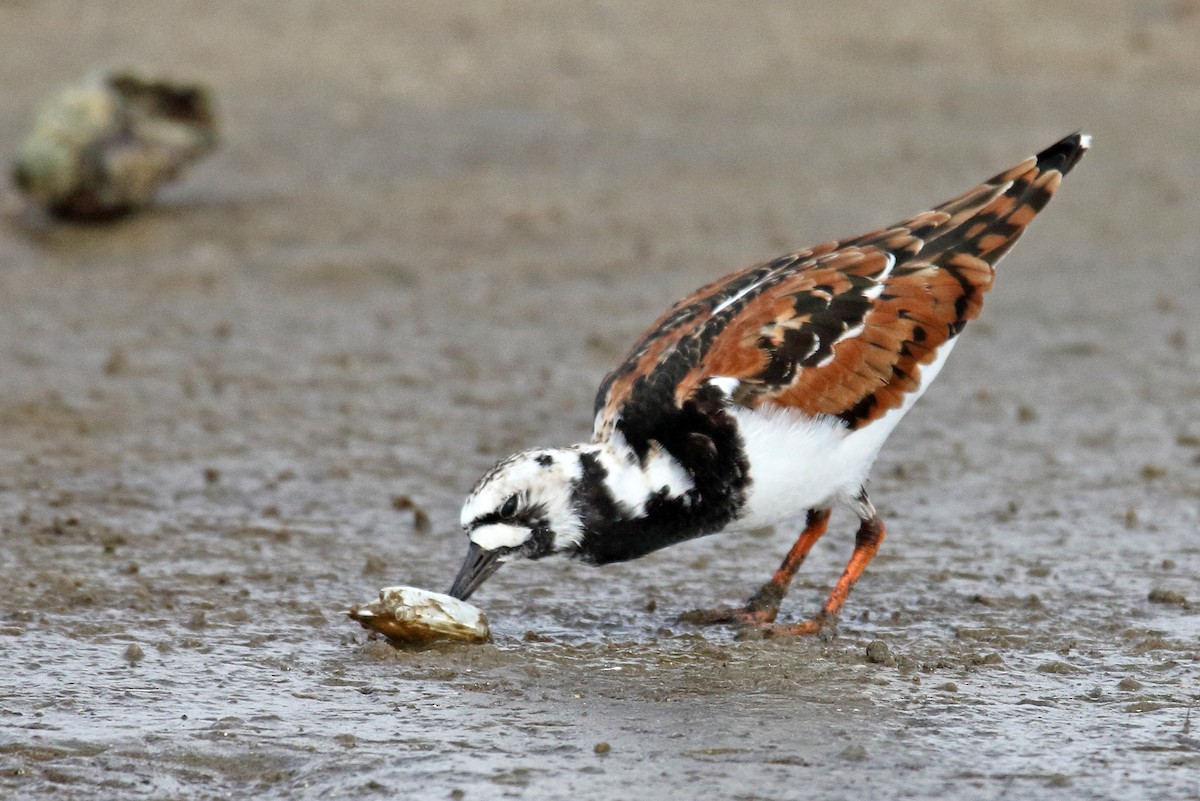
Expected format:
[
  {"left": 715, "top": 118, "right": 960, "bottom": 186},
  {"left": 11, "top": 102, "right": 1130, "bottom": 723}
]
[{"left": 449, "top": 133, "right": 1089, "bottom": 636}]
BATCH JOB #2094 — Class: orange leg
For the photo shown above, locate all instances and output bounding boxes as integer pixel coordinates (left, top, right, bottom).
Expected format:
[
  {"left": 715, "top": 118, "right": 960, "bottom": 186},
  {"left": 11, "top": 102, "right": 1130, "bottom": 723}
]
[
  {"left": 680, "top": 508, "right": 832, "bottom": 626},
  {"left": 763, "top": 511, "right": 885, "bottom": 637}
]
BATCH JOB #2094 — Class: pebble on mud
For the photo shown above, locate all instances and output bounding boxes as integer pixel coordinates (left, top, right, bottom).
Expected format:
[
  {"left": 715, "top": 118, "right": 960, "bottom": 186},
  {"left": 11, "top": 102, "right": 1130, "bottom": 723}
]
[
  {"left": 1140, "top": 463, "right": 1167, "bottom": 481},
  {"left": 594, "top": 742, "right": 611, "bottom": 755},
  {"left": 969, "top": 653, "right": 1004, "bottom": 666},
  {"left": 11, "top": 70, "right": 218, "bottom": 220},
  {"left": 103, "top": 348, "right": 129, "bottom": 376},
  {"left": 865, "top": 640, "right": 895, "bottom": 666},
  {"left": 362, "top": 554, "right": 388, "bottom": 577},
  {"left": 391, "top": 495, "right": 432, "bottom": 534},
  {"left": 1147, "top": 588, "right": 1188, "bottom": 606},
  {"left": 1125, "top": 701, "right": 1167, "bottom": 713},
  {"left": 1117, "top": 677, "right": 1143, "bottom": 691},
  {"left": 839, "top": 744, "right": 867, "bottom": 761}
]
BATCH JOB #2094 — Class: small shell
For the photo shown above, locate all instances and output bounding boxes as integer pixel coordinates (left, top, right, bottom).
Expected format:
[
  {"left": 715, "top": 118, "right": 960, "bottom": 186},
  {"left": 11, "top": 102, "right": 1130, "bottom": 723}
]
[
  {"left": 12, "top": 70, "right": 218, "bottom": 220},
  {"left": 347, "top": 586, "right": 490, "bottom": 645}
]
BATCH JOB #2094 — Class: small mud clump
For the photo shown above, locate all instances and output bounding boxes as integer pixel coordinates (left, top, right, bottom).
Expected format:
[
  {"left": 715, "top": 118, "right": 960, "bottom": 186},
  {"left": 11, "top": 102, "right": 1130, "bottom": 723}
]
[
  {"left": 839, "top": 744, "right": 868, "bottom": 761},
  {"left": 362, "top": 554, "right": 388, "bottom": 577},
  {"left": 865, "top": 640, "right": 895, "bottom": 666},
  {"left": 392, "top": 495, "right": 433, "bottom": 534},
  {"left": 1147, "top": 588, "right": 1188, "bottom": 606}
]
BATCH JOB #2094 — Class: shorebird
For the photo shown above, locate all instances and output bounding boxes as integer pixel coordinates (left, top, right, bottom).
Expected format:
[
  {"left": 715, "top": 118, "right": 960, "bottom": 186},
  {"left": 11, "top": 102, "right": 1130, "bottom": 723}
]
[{"left": 449, "top": 133, "right": 1088, "bottom": 635}]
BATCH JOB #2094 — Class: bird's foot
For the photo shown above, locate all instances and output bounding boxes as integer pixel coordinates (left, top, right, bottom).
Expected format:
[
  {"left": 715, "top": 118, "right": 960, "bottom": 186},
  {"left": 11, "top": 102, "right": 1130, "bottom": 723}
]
[
  {"left": 678, "top": 584, "right": 786, "bottom": 626},
  {"left": 678, "top": 605, "right": 777, "bottom": 626},
  {"left": 741, "top": 612, "right": 839, "bottom": 640}
]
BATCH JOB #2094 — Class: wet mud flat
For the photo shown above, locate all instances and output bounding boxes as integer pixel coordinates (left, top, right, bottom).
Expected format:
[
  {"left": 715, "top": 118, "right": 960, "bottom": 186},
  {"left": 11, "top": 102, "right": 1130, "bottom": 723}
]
[{"left": 2, "top": 2, "right": 1200, "bottom": 800}]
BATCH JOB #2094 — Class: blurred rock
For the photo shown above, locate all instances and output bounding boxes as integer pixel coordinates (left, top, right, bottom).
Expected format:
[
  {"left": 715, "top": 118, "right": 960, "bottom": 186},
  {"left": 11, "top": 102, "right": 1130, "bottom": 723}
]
[{"left": 11, "top": 69, "right": 217, "bottom": 220}]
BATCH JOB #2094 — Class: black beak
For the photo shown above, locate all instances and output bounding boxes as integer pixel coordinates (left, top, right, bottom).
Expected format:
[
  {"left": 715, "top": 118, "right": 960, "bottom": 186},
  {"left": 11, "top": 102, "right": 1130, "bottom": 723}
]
[{"left": 448, "top": 541, "right": 502, "bottom": 601}]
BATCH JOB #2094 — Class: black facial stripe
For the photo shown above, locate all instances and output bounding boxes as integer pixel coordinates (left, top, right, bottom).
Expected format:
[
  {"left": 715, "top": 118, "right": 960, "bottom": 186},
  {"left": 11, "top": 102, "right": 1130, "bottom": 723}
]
[{"left": 470, "top": 502, "right": 548, "bottom": 531}]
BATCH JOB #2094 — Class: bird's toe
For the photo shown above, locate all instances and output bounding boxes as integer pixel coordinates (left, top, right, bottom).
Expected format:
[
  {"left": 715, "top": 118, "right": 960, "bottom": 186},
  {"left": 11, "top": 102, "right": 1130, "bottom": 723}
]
[{"left": 678, "top": 605, "right": 778, "bottom": 626}]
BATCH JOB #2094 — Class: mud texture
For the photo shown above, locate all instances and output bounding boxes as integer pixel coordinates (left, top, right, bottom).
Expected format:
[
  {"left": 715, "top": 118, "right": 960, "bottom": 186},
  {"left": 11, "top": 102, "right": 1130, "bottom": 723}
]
[{"left": 1, "top": 3, "right": 1198, "bottom": 800}]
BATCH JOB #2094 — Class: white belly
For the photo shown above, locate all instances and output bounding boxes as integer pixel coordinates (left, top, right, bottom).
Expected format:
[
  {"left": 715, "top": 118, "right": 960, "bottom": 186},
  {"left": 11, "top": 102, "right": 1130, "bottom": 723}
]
[{"left": 727, "top": 340, "right": 956, "bottom": 530}]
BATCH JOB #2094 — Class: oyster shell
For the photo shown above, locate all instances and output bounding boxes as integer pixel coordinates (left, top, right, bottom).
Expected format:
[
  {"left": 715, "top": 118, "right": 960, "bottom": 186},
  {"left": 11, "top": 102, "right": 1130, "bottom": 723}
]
[
  {"left": 12, "top": 70, "right": 218, "bottom": 220},
  {"left": 348, "top": 586, "right": 490, "bottom": 645}
]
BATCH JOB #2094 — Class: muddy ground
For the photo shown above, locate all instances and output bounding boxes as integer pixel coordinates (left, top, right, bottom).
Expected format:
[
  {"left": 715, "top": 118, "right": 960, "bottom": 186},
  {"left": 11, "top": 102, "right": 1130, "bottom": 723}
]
[{"left": 1, "top": 3, "right": 1198, "bottom": 800}]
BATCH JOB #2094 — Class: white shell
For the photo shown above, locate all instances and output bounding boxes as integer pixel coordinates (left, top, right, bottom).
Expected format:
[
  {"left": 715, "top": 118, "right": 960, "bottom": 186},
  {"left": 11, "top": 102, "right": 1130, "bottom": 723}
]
[{"left": 347, "top": 586, "right": 489, "bottom": 644}]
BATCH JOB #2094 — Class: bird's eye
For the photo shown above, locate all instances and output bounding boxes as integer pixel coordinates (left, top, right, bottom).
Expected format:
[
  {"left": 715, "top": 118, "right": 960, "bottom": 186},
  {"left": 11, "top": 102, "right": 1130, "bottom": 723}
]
[{"left": 500, "top": 494, "right": 519, "bottom": 518}]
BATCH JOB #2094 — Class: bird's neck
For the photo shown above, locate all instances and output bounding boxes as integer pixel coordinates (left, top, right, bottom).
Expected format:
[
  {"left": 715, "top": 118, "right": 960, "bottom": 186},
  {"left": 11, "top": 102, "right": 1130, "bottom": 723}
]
[{"left": 568, "top": 419, "right": 749, "bottom": 565}]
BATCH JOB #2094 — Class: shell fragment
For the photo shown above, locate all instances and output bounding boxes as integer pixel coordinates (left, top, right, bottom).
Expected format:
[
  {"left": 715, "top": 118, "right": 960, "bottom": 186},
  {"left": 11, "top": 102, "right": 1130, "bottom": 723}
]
[{"left": 348, "top": 586, "right": 490, "bottom": 645}]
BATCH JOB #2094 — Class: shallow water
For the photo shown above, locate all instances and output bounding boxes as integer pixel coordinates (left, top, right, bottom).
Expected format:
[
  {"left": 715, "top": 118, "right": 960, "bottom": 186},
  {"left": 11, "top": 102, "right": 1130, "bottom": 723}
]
[{"left": 2, "top": 3, "right": 1200, "bottom": 800}]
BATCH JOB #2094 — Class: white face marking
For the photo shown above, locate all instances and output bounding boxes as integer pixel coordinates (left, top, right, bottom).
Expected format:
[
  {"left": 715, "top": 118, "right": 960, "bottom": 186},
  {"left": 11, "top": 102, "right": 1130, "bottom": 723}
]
[
  {"left": 460, "top": 448, "right": 586, "bottom": 553},
  {"left": 470, "top": 523, "right": 533, "bottom": 551}
]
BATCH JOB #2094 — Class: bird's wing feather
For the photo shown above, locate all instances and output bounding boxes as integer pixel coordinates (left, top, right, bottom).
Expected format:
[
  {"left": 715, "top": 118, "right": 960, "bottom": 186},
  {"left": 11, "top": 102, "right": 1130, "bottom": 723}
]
[{"left": 594, "top": 133, "right": 1087, "bottom": 438}]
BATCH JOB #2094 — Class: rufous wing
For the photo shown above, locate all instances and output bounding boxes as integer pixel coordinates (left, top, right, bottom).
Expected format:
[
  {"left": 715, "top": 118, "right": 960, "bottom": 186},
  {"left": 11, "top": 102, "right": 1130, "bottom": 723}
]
[{"left": 594, "top": 133, "right": 1088, "bottom": 436}]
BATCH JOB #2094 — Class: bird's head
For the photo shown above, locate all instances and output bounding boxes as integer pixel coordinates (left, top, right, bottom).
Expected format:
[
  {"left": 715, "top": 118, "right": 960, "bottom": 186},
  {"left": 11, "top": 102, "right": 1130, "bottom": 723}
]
[{"left": 448, "top": 447, "right": 587, "bottom": 600}]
